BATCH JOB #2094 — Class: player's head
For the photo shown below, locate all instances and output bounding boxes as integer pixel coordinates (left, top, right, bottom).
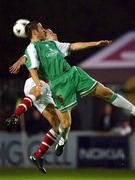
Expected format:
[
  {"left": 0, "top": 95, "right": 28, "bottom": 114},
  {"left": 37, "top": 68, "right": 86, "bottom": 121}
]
[
  {"left": 46, "top": 29, "right": 58, "bottom": 41},
  {"left": 25, "top": 21, "right": 46, "bottom": 41}
]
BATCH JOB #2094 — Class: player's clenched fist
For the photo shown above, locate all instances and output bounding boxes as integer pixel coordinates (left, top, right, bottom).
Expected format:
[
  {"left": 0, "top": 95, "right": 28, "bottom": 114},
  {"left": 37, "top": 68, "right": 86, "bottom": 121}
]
[{"left": 96, "top": 40, "right": 112, "bottom": 47}]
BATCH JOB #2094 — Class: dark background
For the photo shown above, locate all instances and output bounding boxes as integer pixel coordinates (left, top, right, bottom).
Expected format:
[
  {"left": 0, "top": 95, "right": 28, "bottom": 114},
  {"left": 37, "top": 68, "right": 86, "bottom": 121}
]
[
  {"left": 0, "top": 0, "right": 135, "bottom": 133},
  {"left": 0, "top": 0, "right": 135, "bottom": 76}
]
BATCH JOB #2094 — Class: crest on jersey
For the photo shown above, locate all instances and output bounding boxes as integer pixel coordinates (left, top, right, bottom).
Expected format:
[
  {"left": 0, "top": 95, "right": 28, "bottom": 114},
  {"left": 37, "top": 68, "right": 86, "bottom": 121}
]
[{"left": 57, "top": 95, "right": 64, "bottom": 103}]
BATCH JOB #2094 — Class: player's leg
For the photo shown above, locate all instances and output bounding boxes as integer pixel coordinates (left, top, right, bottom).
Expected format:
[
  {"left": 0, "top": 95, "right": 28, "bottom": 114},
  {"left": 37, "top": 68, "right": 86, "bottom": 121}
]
[
  {"left": 5, "top": 78, "right": 42, "bottom": 125},
  {"left": 15, "top": 85, "right": 40, "bottom": 115},
  {"left": 30, "top": 125, "right": 59, "bottom": 173},
  {"left": 29, "top": 84, "right": 60, "bottom": 172},
  {"left": 49, "top": 68, "right": 76, "bottom": 155},
  {"left": 31, "top": 118, "right": 59, "bottom": 174},
  {"left": 6, "top": 78, "right": 60, "bottom": 172},
  {"left": 93, "top": 82, "right": 135, "bottom": 115},
  {"left": 75, "top": 67, "right": 135, "bottom": 115},
  {"left": 19, "top": 77, "right": 44, "bottom": 110},
  {"left": 30, "top": 105, "right": 60, "bottom": 173},
  {"left": 33, "top": 103, "right": 60, "bottom": 159},
  {"left": 42, "top": 104, "right": 59, "bottom": 133},
  {"left": 55, "top": 109, "right": 71, "bottom": 156}
]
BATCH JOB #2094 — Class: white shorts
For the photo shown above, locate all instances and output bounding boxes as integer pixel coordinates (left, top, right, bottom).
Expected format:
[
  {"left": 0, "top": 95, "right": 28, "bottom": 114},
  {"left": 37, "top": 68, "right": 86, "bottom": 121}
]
[{"left": 24, "top": 78, "right": 54, "bottom": 113}]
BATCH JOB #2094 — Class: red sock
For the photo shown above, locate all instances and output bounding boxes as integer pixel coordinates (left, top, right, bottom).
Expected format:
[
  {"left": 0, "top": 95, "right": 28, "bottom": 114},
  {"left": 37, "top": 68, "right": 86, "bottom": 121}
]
[
  {"left": 15, "top": 95, "right": 35, "bottom": 116},
  {"left": 34, "top": 129, "right": 59, "bottom": 158}
]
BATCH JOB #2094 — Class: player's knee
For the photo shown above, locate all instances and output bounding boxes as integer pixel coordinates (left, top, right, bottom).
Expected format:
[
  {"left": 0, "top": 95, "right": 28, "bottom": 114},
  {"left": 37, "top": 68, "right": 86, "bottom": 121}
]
[
  {"left": 46, "top": 103, "right": 56, "bottom": 113},
  {"left": 61, "top": 120, "right": 71, "bottom": 129}
]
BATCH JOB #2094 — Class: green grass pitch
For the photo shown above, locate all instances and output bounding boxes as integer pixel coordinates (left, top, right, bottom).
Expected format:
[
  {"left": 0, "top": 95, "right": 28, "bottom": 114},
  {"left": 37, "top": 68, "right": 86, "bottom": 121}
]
[{"left": 0, "top": 168, "right": 135, "bottom": 180}]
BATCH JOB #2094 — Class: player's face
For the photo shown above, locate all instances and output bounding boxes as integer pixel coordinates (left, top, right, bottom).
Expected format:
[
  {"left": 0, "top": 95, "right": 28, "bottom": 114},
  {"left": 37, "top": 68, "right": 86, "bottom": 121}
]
[
  {"left": 36, "top": 23, "right": 46, "bottom": 40},
  {"left": 46, "top": 29, "right": 58, "bottom": 41}
]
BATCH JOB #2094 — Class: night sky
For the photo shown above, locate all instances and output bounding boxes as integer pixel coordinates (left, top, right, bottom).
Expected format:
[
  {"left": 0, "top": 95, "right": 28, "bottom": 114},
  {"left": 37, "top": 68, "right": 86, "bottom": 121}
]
[{"left": 1, "top": 0, "right": 135, "bottom": 77}]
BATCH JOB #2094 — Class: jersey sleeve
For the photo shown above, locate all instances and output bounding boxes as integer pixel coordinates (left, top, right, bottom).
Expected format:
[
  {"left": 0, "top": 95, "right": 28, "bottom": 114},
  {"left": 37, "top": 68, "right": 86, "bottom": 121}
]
[
  {"left": 54, "top": 41, "right": 70, "bottom": 57},
  {"left": 25, "top": 43, "right": 39, "bottom": 70}
]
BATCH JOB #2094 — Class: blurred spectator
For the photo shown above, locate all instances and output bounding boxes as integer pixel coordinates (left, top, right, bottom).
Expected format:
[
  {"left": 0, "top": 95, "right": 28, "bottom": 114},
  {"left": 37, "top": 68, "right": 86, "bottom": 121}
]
[
  {"left": 97, "top": 103, "right": 114, "bottom": 131},
  {"left": 111, "top": 118, "right": 132, "bottom": 136}
]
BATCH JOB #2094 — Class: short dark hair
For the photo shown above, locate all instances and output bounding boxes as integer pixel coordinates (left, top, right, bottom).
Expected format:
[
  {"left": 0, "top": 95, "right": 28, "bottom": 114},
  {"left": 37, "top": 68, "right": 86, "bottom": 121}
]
[{"left": 25, "top": 21, "right": 40, "bottom": 39}]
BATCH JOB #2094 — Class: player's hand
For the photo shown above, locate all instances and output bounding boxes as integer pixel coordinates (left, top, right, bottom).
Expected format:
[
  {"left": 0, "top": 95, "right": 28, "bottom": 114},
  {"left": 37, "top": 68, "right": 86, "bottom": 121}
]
[
  {"left": 96, "top": 40, "right": 112, "bottom": 47},
  {"left": 36, "top": 83, "right": 44, "bottom": 96},
  {"left": 36, "top": 83, "right": 42, "bottom": 90},
  {"left": 9, "top": 56, "right": 26, "bottom": 74},
  {"left": 9, "top": 61, "right": 21, "bottom": 74}
]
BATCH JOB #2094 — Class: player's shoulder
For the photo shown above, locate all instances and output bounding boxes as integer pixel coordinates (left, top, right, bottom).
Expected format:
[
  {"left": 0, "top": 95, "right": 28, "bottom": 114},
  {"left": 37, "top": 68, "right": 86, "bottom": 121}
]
[{"left": 25, "top": 42, "right": 35, "bottom": 50}]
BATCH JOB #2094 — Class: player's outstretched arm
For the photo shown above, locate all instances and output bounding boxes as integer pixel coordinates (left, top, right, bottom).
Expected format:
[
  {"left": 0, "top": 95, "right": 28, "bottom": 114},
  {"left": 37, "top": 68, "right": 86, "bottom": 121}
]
[
  {"left": 69, "top": 40, "right": 112, "bottom": 51},
  {"left": 9, "top": 55, "right": 26, "bottom": 74}
]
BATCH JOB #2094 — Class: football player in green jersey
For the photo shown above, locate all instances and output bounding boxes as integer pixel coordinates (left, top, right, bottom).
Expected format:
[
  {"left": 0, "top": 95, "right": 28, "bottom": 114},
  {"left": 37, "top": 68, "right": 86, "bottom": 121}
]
[
  {"left": 7, "top": 29, "right": 76, "bottom": 173},
  {"left": 23, "top": 21, "right": 135, "bottom": 157},
  {"left": 9, "top": 22, "right": 135, "bottom": 160}
]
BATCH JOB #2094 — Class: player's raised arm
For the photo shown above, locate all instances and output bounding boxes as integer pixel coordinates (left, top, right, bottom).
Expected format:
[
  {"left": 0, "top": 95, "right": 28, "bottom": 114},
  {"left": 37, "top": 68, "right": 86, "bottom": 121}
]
[
  {"left": 69, "top": 40, "right": 112, "bottom": 51},
  {"left": 9, "top": 55, "right": 26, "bottom": 74}
]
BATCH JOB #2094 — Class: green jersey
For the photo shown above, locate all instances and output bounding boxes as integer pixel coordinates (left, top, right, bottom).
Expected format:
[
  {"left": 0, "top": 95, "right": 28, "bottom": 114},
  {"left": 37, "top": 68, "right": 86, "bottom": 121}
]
[
  {"left": 25, "top": 40, "right": 97, "bottom": 112},
  {"left": 25, "top": 40, "right": 71, "bottom": 80}
]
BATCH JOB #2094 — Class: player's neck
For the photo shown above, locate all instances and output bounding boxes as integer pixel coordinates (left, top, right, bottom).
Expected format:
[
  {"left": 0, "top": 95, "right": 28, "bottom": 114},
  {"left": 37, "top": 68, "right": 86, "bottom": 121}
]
[
  {"left": 31, "top": 35, "right": 41, "bottom": 42},
  {"left": 31, "top": 38, "right": 40, "bottom": 42}
]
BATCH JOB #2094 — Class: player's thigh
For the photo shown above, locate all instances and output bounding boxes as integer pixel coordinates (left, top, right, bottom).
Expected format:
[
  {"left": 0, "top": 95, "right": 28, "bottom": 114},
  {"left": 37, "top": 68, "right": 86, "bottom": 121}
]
[
  {"left": 31, "top": 81, "right": 55, "bottom": 114},
  {"left": 33, "top": 92, "right": 55, "bottom": 114},
  {"left": 93, "top": 82, "right": 113, "bottom": 99}
]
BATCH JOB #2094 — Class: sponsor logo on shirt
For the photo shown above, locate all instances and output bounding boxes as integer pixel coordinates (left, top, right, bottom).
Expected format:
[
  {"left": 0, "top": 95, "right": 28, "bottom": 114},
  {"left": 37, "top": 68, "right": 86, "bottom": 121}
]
[
  {"left": 46, "top": 51, "right": 58, "bottom": 57},
  {"left": 45, "top": 46, "right": 58, "bottom": 58}
]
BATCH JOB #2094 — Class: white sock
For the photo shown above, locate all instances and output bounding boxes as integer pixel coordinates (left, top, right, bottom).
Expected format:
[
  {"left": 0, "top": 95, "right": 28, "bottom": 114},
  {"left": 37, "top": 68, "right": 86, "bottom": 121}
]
[
  {"left": 49, "top": 128, "right": 59, "bottom": 139},
  {"left": 58, "top": 125, "right": 70, "bottom": 145},
  {"left": 112, "top": 94, "right": 134, "bottom": 114}
]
